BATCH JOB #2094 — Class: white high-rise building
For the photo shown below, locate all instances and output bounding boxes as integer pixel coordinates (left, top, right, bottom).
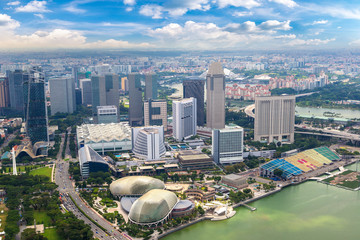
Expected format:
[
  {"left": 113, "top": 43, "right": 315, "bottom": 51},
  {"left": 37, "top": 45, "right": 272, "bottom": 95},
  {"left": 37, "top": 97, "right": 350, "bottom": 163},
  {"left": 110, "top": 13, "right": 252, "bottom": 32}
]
[
  {"left": 254, "top": 95, "right": 295, "bottom": 143},
  {"left": 132, "top": 126, "right": 166, "bottom": 160},
  {"left": 172, "top": 98, "right": 197, "bottom": 141},
  {"left": 49, "top": 78, "right": 76, "bottom": 115},
  {"left": 212, "top": 125, "right": 244, "bottom": 165}
]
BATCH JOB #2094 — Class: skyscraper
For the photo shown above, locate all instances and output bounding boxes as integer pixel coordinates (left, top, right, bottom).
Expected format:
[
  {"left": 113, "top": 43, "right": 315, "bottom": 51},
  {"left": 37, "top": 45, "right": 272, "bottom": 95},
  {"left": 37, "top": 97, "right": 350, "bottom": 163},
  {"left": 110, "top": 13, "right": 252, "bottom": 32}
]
[
  {"left": 23, "top": 67, "right": 49, "bottom": 147},
  {"left": 183, "top": 79, "right": 205, "bottom": 126},
  {"left": 132, "top": 126, "right": 166, "bottom": 160},
  {"left": 212, "top": 125, "right": 244, "bottom": 164},
  {"left": 0, "top": 76, "right": 10, "bottom": 110},
  {"left": 75, "top": 88, "right": 82, "bottom": 106},
  {"left": 91, "top": 74, "right": 120, "bottom": 115},
  {"left": 7, "top": 70, "right": 28, "bottom": 112},
  {"left": 91, "top": 76, "right": 106, "bottom": 114},
  {"left": 145, "top": 74, "right": 157, "bottom": 100},
  {"left": 206, "top": 62, "right": 225, "bottom": 129},
  {"left": 80, "top": 79, "right": 92, "bottom": 106},
  {"left": 172, "top": 98, "right": 197, "bottom": 141},
  {"left": 49, "top": 78, "right": 76, "bottom": 115},
  {"left": 72, "top": 66, "right": 79, "bottom": 88},
  {"left": 105, "top": 74, "right": 120, "bottom": 108},
  {"left": 254, "top": 95, "right": 295, "bottom": 143},
  {"left": 128, "top": 73, "right": 143, "bottom": 126},
  {"left": 121, "top": 77, "right": 129, "bottom": 91},
  {"left": 144, "top": 99, "right": 167, "bottom": 130}
]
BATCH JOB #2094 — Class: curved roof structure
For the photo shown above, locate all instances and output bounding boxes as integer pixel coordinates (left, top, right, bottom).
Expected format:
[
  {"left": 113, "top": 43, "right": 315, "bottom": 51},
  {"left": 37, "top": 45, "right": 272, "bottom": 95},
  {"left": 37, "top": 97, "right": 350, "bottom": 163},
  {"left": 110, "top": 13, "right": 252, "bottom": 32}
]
[
  {"left": 109, "top": 176, "right": 165, "bottom": 196},
  {"left": 128, "top": 189, "right": 178, "bottom": 224}
]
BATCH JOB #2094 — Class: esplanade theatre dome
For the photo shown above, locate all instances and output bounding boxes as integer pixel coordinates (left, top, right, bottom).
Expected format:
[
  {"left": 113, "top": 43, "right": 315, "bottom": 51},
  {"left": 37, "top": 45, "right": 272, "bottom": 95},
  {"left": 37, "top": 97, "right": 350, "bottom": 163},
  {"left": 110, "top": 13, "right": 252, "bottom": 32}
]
[
  {"left": 128, "top": 189, "right": 178, "bottom": 225},
  {"left": 109, "top": 176, "right": 165, "bottom": 197}
]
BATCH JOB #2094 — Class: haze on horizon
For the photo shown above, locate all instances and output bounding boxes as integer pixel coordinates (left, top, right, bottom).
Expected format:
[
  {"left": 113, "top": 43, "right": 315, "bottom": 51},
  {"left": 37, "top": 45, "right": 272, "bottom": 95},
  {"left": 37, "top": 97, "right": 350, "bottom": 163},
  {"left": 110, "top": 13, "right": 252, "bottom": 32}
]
[{"left": 1, "top": 0, "right": 360, "bottom": 51}]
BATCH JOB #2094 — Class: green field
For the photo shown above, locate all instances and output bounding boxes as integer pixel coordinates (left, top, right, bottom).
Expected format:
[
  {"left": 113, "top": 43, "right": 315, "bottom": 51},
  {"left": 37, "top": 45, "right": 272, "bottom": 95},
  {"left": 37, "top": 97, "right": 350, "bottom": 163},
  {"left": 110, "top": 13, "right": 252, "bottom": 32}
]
[
  {"left": 43, "top": 228, "right": 62, "bottom": 240},
  {"left": 33, "top": 210, "right": 52, "bottom": 227},
  {"left": 30, "top": 166, "right": 52, "bottom": 180},
  {"left": 0, "top": 204, "right": 7, "bottom": 231},
  {"left": 2, "top": 165, "right": 42, "bottom": 174}
]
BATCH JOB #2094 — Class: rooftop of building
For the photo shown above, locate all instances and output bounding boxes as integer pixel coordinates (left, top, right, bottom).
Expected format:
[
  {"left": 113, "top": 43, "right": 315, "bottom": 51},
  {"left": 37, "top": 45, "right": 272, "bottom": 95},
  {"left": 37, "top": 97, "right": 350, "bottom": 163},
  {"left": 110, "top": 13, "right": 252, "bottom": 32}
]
[
  {"left": 222, "top": 174, "right": 247, "bottom": 181},
  {"left": 77, "top": 122, "right": 131, "bottom": 143},
  {"left": 207, "top": 62, "right": 224, "bottom": 75},
  {"left": 109, "top": 176, "right": 165, "bottom": 196}
]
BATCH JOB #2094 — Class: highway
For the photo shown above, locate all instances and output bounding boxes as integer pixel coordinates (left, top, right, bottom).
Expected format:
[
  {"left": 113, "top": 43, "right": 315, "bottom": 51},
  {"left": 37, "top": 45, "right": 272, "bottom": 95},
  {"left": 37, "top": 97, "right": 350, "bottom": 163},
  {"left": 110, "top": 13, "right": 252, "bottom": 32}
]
[{"left": 55, "top": 130, "right": 129, "bottom": 240}]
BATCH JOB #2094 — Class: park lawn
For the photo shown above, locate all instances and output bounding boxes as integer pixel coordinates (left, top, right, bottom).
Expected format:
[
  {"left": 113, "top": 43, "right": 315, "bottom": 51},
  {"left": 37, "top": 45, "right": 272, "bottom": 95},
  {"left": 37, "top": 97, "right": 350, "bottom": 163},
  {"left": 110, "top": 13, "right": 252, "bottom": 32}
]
[
  {"left": 43, "top": 228, "right": 62, "bottom": 240},
  {"left": 33, "top": 210, "right": 52, "bottom": 227},
  {"left": 0, "top": 204, "right": 8, "bottom": 231},
  {"left": 4, "top": 165, "right": 42, "bottom": 174},
  {"left": 30, "top": 166, "right": 52, "bottom": 180}
]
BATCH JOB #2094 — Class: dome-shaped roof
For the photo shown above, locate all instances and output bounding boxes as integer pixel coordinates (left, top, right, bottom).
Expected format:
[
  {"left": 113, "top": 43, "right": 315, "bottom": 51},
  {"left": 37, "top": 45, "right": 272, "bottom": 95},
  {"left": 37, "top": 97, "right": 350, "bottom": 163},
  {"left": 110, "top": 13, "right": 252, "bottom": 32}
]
[
  {"left": 109, "top": 176, "right": 165, "bottom": 196},
  {"left": 128, "top": 189, "right": 178, "bottom": 224}
]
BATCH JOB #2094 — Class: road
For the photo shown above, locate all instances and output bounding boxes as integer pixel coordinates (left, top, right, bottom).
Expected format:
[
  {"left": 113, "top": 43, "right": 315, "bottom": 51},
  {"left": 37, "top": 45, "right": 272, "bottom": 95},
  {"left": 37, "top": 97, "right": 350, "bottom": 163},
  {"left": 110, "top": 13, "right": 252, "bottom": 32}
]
[
  {"left": 55, "top": 129, "right": 128, "bottom": 240},
  {"left": 295, "top": 124, "right": 360, "bottom": 141}
]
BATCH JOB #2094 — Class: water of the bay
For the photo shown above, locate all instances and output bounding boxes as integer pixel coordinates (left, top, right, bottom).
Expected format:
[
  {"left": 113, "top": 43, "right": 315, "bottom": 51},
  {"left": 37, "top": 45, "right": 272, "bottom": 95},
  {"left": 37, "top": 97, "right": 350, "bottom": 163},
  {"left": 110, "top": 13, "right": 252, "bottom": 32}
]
[{"left": 164, "top": 163, "right": 360, "bottom": 240}]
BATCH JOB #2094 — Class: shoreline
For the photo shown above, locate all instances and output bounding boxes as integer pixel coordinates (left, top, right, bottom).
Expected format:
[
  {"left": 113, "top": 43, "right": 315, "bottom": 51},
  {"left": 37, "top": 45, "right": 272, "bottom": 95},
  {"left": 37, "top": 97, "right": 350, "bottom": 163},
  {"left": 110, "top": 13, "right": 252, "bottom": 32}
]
[{"left": 157, "top": 159, "right": 358, "bottom": 239}]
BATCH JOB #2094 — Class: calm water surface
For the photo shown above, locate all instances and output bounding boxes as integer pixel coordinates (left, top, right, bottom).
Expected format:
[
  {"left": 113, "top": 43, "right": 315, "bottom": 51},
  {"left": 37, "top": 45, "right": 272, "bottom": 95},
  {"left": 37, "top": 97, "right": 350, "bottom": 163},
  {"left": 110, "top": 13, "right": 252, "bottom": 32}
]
[{"left": 164, "top": 164, "right": 360, "bottom": 240}]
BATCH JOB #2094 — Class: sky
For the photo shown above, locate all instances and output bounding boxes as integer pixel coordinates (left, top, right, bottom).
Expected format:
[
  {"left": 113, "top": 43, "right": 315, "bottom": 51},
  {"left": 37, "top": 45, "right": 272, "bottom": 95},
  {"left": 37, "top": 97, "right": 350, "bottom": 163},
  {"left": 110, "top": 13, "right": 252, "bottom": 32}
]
[{"left": 0, "top": 0, "right": 360, "bottom": 50}]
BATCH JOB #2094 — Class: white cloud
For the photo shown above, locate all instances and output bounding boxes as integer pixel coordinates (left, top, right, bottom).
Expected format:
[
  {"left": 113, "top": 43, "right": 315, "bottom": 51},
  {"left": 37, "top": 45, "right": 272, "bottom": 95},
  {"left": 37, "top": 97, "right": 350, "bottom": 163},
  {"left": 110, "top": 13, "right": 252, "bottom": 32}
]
[
  {"left": 125, "top": 7, "right": 133, "bottom": 12},
  {"left": 232, "top": 11, "right": 253, "bottom": 17},
  {"left": 16, "top": 1, "right": 51, "bottom": 13},
  {"left": 139, "top": 0, "right": 211, "bottom": 18},
  {"left": 148, "top": 21, "right": 248, "bottom": 49},
  {"left": 64, "top": 5, "right": 86, "bottom": 14},
  {"left": 124, "top": 0, "right": 136, "bottom": 5},
  {"left": 305, "top": 5, "right": 360, "bottom": 20},
  {"left": 0, "top": 15, "right": 151, "bottom": 49},
  {"left": 275, "top": 34, "right": 296, "bottom": 39},
  {"left": 287, "top": 38, "right": 335, "bottom": 46},
  {"left": 34, "top": 13, "right": 44, "bottom": 19},
  {"left": 259, "top": 20, "right": 291, "bottom": 30},
  {"left": 312, "top": 20, "right": 328, "bottom": 25},
  {"left": 7, "top": 1, "right": 20, "bottom": 6},
  {"left": 217, "top": 0, "right": 260, "bottom": 9},
  {"left": 268, "top": 0, "right": 298, "bottom": 8},
  {"left": 349, "top": 39, "right": 360, "bottom": 46},
  {"left": 139, "top": 5, "right": 163, "bottom": 19},
  {"left": 225, "top": 20, "right": 291, "bottom": 34},
  {"left": 0, "top": 14, "right": 20, "bottom": 30}
]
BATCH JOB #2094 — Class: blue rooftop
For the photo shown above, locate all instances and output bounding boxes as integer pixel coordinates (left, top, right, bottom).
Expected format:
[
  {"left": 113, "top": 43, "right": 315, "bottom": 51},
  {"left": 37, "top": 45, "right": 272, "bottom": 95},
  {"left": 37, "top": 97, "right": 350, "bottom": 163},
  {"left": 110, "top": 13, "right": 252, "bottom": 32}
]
[{"left": 261, "top": 158, "right": 303, "bottom": 179}]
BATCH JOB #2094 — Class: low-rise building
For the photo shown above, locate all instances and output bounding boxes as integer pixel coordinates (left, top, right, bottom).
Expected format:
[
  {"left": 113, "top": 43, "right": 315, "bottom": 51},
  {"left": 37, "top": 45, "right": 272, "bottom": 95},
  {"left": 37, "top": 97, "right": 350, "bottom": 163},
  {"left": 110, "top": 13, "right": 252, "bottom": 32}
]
[
  {"left": 78, "top": 145, "right": 109, "bottom": 178},
  {"left": 177, "top": 150, "right": 214, "bottom": 170},
  {"left": 221, "top": 174, "right": 249, "bottom": 189},
  {"left": 76, "top": 122, "right": 132, "bottom": 155}
]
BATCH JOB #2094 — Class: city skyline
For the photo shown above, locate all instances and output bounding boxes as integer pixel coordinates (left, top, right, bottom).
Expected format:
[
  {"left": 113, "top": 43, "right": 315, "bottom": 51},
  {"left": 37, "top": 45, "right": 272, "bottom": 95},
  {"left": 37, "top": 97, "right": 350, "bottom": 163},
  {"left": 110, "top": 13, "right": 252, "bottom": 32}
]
[{"left": 0, "top": 0, "right": 359, "bottom": 50}]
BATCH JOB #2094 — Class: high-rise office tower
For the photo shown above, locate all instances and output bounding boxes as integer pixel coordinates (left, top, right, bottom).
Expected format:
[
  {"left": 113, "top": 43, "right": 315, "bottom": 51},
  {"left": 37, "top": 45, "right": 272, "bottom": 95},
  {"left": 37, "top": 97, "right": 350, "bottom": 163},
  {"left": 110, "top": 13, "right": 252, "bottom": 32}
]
[
  {"left": 23, "top": 67, "right": 49, "bottom": 147},
  {"left": 254, "top": 95, "right": 295, "bottom": 143},
  {"left": 0, "top": 76, "right": 10, "bottom": 110},
  {"left": 145, "top": 74, "right": 157, "bottom": 100},
  {"left": 212, "top": 125, "right": 244, "bottom": 164},
  {"left": 121, "top": 77, "right": 129, "bottom": 91},
  {"left": 91, "top": 76, "right": 106, "bottom": 114},
  {"left": 128, "top": 73, "right": 143, "bottom": 126},
  {"left": 132, "top": 126, "right": 166, "bottom": 160},
  {"left": 144, "top": 99, "right": 167, "bottom": 130},
  {"left": 172, "top": 98, "right": 197, "bottom": 141},
  {"left": 72, "top": 66, "right": 79, "bottom": 88},
  {"left": 183, "top": 79, "right": 205, "bottom": 126},
  {"left": 49, "top": 78, "right": 76, "bottom": 115},
  {"left": 80, "top": 79, "right": 92, "bottom": 106},
  {"left": 105, "top": 74, "right": 120, "bottom": 108},
  {"left": 75, "top": 88, "right": 82, "bottom": 106},
  {"left": 7, "top": 70, "right": 28, "bottom": 112},
  {"left": 206, "top": 62, "right": 225, "bottom": 129}
]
